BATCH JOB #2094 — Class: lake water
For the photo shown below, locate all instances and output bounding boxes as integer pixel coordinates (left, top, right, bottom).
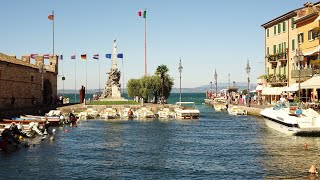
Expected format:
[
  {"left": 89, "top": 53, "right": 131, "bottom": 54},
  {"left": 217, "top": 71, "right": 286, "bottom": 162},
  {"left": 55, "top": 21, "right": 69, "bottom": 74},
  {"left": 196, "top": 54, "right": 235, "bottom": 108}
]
[{"left": 1, "top": 93, "right": 320, "bottom": 179}]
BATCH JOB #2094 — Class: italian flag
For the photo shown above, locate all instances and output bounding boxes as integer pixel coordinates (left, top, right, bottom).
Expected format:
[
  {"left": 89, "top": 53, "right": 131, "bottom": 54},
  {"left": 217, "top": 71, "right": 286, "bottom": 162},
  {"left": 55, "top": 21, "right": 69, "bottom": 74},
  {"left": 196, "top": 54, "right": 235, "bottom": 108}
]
[{"left": 138, "top": 10, "right": 146, "bottom": 18}]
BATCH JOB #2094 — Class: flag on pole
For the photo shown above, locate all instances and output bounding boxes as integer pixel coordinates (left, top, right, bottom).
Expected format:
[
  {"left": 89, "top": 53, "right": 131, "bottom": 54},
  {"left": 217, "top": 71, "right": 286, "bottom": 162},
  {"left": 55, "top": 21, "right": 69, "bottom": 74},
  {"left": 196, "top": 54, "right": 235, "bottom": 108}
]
[
  {"left": 81, "top": 54, "right": 87, "bottom": 60},
  {"left": 138, "top": 10, "right": 146, "bottom": 18},
  {"left": 71, "top": 55, "right": 76, "bottom": 59},
  {"left": 48, "top": 14, "right": 54, "bottom": 20},
  {"left": 93, "top": 54, "right": 99, "bottom": 60},
  {"left": 30, "top": 54, "right": 38, "bottom": 59},
  {"left": 117, "top": 53, "right": 123, "bottom": 58},
  {"left": 106, "top": 54, "right": 112, "bottom": 59},
  {"left": 43, "top": 54, "right": 50, "bottom": 59},
  {"left": 59, "top": 55, "right": 63, "bottom": 60}
]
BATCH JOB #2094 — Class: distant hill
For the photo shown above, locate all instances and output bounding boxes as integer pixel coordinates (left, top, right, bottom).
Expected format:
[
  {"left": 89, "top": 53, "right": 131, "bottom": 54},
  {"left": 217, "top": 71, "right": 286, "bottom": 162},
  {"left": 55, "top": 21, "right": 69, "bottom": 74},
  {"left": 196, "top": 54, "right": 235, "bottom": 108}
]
[{"left": 58, "top": 82, "right": 253, "bottom": 94}]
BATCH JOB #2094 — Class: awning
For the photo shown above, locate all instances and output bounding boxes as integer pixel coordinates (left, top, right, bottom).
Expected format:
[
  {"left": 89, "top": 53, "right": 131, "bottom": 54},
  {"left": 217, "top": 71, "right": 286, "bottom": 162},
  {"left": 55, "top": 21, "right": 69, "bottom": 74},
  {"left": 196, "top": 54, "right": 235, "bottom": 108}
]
[
  {"left": 261, "top": 87, "right": 284, "bottom": 95},
  {"left": 303, "top": 45, "right": 320, "bottom": 56},
  {"left": 310, "top": 59, "right": 320, "bottom": 66},
  {"left": 256, "top": 85, "right": 263, "bottom": 91},
  {"left": 283, "top": 83, "right": 299, "bottom": 92},
  {"left": 300, "top": 75, "right": 320, "bottom": 89}
]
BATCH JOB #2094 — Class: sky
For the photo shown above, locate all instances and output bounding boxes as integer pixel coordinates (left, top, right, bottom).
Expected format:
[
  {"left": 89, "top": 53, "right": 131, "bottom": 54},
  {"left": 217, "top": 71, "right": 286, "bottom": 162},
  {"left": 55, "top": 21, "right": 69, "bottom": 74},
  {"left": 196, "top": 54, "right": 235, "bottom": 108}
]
[{"left": 0, "top": 0, "right": 314, "bottom": 90}]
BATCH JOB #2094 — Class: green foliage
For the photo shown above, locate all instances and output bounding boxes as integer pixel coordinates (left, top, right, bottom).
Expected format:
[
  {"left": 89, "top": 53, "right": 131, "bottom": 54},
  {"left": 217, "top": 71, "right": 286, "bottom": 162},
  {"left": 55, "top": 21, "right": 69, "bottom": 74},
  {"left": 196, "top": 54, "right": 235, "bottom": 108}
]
[{"left": 127, "top": 79, "right": 141, "bottom": 98}]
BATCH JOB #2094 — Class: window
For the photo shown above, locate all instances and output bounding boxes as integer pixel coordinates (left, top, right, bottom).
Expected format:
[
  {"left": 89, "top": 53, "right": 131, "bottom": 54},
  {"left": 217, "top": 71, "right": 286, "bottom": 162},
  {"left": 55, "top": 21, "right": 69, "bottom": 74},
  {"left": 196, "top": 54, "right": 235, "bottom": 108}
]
[
  {"left": 274, "top": 26, "right": 277, "bottom": 35},
  {"left": 31, "top": 75, "right": 34, "bottom": 82},
  {"left": 291, "top": 18, "right": 295, "bottom": 29},
  {"left": 298, "top": 33, "right": 304, "bottom": 44},
  {"left": 292, "top": 39, "right": 295, "bottom": 51},
  {"left": 278, "top": 23, "right": 281, "bottom": 34},
  {"left": 279, "top": 66, "right": 281, "bottom": 76},
  {"left": 267, "top": 47, "right": 270, "bottom": 55},
  {"left": 267, "top": 67, "right": 269, "bottom": 75},
  {"left": 283, "top": 42, "right": 287, "bottom": 52},
  {"left": 274, "top": 68, "right": 276, "bottom": 76},
  {"left": 308, "top": 30, "right": 314, "bottom": 41},
  {"left": 283, "top": 21, "right": 286, "bottom": 32},
  {"left": 279, "top": 43, "right": 282, "bottom": 53},
  {"left": 273, "top": 45, "right": 277, "bottom": 54},
  {"left": 284, "top": 65, "right": 286, "bottom": 75},
  {"left": 267, "top": 29, "right": 269, "bottom": 38}
]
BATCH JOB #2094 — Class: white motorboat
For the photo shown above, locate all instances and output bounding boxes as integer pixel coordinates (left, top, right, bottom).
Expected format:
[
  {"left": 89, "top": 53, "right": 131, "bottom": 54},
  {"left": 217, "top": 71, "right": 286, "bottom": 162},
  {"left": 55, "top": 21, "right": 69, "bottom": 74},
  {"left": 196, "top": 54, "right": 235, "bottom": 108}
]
[
  {"left": 227, "top": 106, "right": 247, "bottom": 116},
  {"left": 260, "top": 103, "right": 320, "bottom": 136},
  {"left": 119, "top": 108, "right": 136, "bottom": 119},
  {"left": 135, "top": 107, "right": 156, "bottom": 119},
  {"left": 100, "top": 108, "right": 119, "bottom": 120},
  {"left": 174, "top": 102, "right": 200, "bottom": 119},
  {"left": 77, "top": 108, "right": 99, "bottom": 120},
  {"left": 157, "top": 108, "right": 176, "bottom": 119},
  {"left": 212, "top": 98, "right": 227, "bottom": 111}
]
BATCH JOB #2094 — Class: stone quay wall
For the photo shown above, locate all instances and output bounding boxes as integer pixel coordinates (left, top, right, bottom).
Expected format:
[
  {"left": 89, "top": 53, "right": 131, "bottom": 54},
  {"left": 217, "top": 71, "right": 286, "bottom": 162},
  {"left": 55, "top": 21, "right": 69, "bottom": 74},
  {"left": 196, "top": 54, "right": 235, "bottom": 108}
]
[{"left": 0, "top": 53, "right": 58, "bottom": 110}]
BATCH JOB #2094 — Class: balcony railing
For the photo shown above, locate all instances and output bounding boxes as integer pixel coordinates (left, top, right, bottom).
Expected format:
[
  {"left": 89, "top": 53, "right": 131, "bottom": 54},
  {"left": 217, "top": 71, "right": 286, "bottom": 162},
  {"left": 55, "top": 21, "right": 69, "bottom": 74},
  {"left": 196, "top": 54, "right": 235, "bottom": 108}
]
[
  {"left": 291, "top": 68, "right": 320, "bottom": 78},
  {"left": 266, "top": 52, "right": 288, "bottom": 62}
]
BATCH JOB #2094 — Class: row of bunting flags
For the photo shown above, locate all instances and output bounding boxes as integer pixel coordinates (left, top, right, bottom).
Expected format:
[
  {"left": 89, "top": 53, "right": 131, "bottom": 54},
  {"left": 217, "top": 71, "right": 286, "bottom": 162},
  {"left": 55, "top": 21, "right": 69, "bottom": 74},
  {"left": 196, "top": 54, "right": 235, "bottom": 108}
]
[{"left": 29, "top": 53, "right": 124, "bottom": 60}]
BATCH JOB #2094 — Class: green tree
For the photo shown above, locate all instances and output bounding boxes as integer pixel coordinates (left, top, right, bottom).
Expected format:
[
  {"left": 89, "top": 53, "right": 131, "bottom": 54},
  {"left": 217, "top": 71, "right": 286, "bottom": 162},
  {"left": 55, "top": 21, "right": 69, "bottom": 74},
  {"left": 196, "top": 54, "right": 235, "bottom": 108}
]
[
  {"left": 155, "top": 65, "right": 169, "bottom": 103},
  {"left": 127, "top": 79, "right": 141, "bottom": 98}
]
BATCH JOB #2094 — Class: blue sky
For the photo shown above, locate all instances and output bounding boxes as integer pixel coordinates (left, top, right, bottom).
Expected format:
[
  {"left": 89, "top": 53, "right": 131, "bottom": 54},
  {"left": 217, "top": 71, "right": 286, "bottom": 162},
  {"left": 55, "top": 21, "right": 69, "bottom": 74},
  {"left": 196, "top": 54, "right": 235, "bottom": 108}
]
[{"left": 0, "top": 0, "right": 314, "bottom": 90}]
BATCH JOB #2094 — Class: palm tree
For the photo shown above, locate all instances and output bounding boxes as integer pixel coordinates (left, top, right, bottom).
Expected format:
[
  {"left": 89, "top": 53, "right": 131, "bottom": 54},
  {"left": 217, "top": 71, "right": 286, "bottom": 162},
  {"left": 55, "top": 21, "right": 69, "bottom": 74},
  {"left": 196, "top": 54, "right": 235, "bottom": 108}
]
[{"left": 155, "top": 65, "right": 169, "bottom": 103}]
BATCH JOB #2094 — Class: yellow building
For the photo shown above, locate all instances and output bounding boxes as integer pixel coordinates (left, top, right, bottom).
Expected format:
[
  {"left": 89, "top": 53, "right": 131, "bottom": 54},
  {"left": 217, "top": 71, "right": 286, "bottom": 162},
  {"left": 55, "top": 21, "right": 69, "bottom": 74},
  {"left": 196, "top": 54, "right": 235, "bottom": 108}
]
[{"left": 294, "top": 2, "right": 320, "bottom": 102}]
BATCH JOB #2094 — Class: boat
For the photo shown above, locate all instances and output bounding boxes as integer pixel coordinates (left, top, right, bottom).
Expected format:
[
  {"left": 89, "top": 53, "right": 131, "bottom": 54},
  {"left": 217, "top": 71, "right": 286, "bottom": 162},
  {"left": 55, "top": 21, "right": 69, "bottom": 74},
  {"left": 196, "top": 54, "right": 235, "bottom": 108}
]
[
  {"left": 134, "top": 107, "right": 156, "bottom": 119},
  {"left": 157, "top": 108, "right": 176, "bottom": 119},
  {"left": 119, "top": 108, "right": 136, "bottom": 119},
  {"left": 212, "top": 97, "right": 227, "bottom": 111},
  {"left": 77, "top": 108, "right": 99, "bottom": 120},
  {"left": 227, "top": 105, "right": 247, "bottom": 116},
  {"left": 174, "top": 102, "right": 200, "bottom": 119},
  {"left": 99, "top": 108, "right": 119, "bottom": 120},
  {"left": 20, "top": 115, "right": 61, "bottom": 125},
  {"left": 260, "top": 103, "right": 320, "bottom": 136}
]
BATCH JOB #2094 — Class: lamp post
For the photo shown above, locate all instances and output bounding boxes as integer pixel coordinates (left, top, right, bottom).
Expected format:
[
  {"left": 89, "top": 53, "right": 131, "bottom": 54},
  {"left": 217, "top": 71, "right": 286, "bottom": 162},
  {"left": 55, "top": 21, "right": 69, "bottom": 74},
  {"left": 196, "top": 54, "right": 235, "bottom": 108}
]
[
  {"left": 294, "top": 48, "right": 304, "bottom": 105},
  {"left": 39, "top": 63, "right": 46, "bottom": 104},
  {"left": 214, "top": 69, "right": 218, "bottom": 97},
  {"left": 178, "top": 58, "right": 183, "bottom": 102},
  {"left": 210, "top": 81, "right": 212, "bottom": 99},
  {"left": 245, "top": 60, "right": 251, "bottom": 95}
]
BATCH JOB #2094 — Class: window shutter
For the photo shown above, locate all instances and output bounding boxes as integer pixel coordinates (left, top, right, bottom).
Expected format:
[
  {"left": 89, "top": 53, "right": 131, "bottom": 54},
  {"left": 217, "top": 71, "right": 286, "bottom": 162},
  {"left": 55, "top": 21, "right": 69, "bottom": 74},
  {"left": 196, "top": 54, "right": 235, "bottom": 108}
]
[{"left": 283, "top": 21, "right": 286, "bottom": 32}]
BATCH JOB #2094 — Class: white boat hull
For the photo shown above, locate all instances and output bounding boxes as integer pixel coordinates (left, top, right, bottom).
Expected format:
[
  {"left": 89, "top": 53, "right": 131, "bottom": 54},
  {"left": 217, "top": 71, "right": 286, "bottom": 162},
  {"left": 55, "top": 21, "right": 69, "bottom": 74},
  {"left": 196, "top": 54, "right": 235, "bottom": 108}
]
[{"left": 264, "top": 117, "right": 299, "bottom": 135}]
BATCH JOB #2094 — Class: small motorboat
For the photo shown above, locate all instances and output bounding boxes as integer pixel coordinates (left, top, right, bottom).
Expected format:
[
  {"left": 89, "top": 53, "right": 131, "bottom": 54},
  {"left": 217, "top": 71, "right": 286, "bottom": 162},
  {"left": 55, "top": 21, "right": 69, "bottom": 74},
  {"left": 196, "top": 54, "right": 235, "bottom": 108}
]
[
  {"left": 77, "top": 108, "right": 99, "bottom": 120},
  {"left": 157, "top": 108, "right": 176, "bottom": 119},
  {"left": 227, "top": 106, "right": 247, "bottom": 116},
  {"left": 135, "top": 107, "right": 156, "bottom": 119},
  {"left": 212, "top": 98, "right": 227, "bottom": 112},
  {"left": 174, "top": 102, "right": 200, "bottom": 119},
  {"left": 119, "top": 108, "right": 136, "bottom": 119},
  {"left": 100, "top": 108, "right": 119, "bottom": 120}
]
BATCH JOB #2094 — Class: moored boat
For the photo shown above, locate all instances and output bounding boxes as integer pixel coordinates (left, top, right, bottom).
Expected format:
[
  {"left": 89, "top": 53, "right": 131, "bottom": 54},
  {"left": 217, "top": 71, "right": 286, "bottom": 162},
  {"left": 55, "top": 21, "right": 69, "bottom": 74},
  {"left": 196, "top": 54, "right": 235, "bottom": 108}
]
[
  {"left": 227, "top": 105, "right": 247, "bottom": 116},
  {"left": 260, "top": 103, "right": 320, "bottom": 136},
  {"left": 212, "top": 98, "right": 227, "bottom": 112},
  {"left": 157, "top": 108, "right": 176, "bottom": 119},
  {"left": 174, "top": 102, "right": 200, "bottom": 119}
]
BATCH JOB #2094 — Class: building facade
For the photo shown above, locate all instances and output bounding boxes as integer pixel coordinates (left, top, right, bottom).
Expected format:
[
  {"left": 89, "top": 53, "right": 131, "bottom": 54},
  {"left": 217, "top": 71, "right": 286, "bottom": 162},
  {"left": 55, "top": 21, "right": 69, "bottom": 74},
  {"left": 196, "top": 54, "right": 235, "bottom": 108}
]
[{"left": 0, "top": 53, "right": 58, "bottom": 110}]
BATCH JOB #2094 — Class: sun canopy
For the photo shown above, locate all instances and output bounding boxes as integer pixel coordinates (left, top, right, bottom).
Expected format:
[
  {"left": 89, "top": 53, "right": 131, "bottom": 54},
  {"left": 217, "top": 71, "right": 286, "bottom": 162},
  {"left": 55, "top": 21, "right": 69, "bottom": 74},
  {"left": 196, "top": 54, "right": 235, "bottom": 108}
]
[
  {"left": 261, "top": 87, "right": 284, "bottom": 95},
  {"left": 283, "top": 83, "right": 299, "bottom": 92},
  {"left": 300, "top": 75, "right": 320, "bottom": 89},
  {"left": 303, "top": 45, "right": 320, "bottom": 56},
  {"left": 256, "top": 85, "right": 263, "bottom": 91}
]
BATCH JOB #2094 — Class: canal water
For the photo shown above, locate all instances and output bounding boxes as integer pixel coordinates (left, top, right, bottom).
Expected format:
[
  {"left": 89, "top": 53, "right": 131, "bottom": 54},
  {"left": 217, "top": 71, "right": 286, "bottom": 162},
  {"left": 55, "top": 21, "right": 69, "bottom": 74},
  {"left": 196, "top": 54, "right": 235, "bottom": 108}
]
[{"left": 2, "top": 93, "right": 320, "bottom": 179}]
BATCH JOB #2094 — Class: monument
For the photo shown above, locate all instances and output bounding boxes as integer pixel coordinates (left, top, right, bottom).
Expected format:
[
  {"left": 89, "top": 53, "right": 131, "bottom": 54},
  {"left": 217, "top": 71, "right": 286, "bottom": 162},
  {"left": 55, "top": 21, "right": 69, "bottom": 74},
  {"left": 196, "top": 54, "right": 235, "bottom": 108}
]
[{"left": 100, "top": 39, "right": 127, "bottom": 101}]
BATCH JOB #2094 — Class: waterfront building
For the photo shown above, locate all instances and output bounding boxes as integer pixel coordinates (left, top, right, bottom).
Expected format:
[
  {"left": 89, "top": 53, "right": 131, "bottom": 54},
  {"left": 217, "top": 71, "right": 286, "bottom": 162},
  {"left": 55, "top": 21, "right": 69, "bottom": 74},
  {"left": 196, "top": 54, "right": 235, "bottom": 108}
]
[
  {"left": 261, "top": 2, "right": 320, "bottom": 104},
  {"left": 294, "top": 2, "right": 320, "bottom": 101},
  {"left": 0, "top": 53, "right": 58, "bottom": 110}
]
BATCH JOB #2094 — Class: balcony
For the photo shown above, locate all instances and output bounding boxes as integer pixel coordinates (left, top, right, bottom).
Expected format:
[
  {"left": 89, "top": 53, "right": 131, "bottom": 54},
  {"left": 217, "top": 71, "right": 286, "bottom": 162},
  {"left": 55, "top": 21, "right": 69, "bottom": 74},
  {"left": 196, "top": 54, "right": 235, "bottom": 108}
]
[
  {"left": 291, "top": 68, "right": 320, "bottom": 78},
  {"left": 266, "top": 53, "right": 288, "bottom": 64}
]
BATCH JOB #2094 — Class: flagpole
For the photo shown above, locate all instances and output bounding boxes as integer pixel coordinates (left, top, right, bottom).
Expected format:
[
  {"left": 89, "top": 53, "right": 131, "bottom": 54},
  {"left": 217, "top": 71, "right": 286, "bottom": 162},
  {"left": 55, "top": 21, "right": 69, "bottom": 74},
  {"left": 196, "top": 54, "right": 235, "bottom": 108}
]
[
  {"left": 62, "top": 55, "right": 64, "bottom": 97},
  {"left": 144, "top": 10, "right": 147, "bottom": 76},
  {"left": 98, "top": 56, "right": 100, "bottom": 95},
  {"left": 86, "top": 56, "right": 87, "bottom": 96},
  {"left": 52, "top": 10, "right": 55, "bottom": 56},
  {"left": 122, "top": 57, "right": 124, "bottom": 95},
  {"left": 74, "top": 55, "right": 77, "bottom": 103}
]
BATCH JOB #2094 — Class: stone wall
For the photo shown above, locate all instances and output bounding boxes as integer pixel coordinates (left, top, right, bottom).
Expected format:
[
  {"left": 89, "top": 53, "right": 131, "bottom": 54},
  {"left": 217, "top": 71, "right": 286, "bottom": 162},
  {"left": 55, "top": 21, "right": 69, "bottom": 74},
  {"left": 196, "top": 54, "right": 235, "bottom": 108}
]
[{"left": 0, "top": 53, "right": 58, "bottom": 110}]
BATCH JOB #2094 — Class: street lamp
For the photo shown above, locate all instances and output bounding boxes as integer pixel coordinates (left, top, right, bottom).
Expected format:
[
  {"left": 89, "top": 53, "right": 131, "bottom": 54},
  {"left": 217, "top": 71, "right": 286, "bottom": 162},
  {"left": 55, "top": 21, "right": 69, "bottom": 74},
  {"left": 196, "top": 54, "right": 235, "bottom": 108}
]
[
  {"left": 39, "top": 63, "right": 46, "bottom": 104},
  {"left": 294, "top": 47, "right": 304, "bottom": 105},
  {"left": 245, "top": 60, "right": 251, "bottom": 95},
  {"left": 178, "top": 58, "right": 183, "bottom": 102},
  {"left": 214, "top": 69, "right": 218, "bottom": 97},
  {"left": 210, "top": 81, "right": 212, "bottom": 99}
]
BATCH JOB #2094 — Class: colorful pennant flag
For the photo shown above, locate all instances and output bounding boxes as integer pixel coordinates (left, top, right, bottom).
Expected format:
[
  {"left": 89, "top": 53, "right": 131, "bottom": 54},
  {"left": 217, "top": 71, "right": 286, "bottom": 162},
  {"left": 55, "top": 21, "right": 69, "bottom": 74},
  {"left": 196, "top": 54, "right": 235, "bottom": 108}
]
[
  {"left": 71, "top": 55, "right": 76, "bottom": 59},
  {"left": 93, "top": 54, "right": 99, "bottom": 60},
  {"left": 138, "top": 10, "right": 146, "bottom": 18},
  {"left": 43, "top": 54, "right": 50, "bottom": 59},
  {"left": 117, "top": 53, "right": 123, "bottom": 58},
  {"left": 30, "top": 54, "right": 38, "bottom": 59},
  {"left": 106, "top": 54, "right": 112, "bottom": 59},
  {"left": 81, "top": 54, "right": 87, "bottom": 60},
  {"left": 48, "top": 14, "right": 54, "bottom": 20}
]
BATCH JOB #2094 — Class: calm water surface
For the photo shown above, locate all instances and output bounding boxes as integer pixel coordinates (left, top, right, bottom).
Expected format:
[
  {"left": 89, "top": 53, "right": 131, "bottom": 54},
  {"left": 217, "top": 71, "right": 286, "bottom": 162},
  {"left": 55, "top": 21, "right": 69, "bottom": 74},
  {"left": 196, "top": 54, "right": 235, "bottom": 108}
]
[{"left": 2, "top": 93, "right": 320, "bottom": 179}]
